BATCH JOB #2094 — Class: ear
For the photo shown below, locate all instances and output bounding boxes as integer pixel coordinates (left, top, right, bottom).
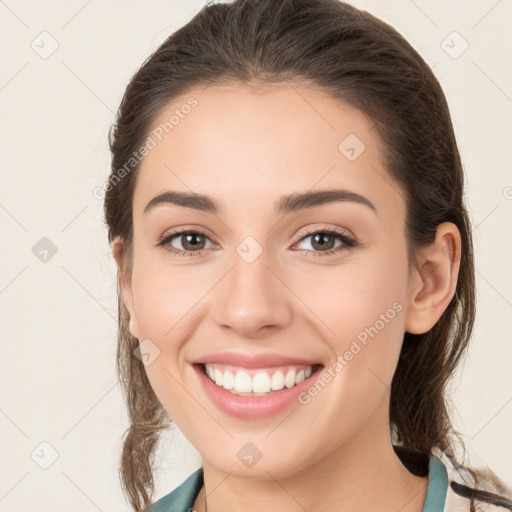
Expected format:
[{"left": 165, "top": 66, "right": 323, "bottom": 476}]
[
  {"left": 405, "top": 222, "right": 461, "bottom": 334},
  {"left": 112, "top": 236, "right": 140, "bottom": 339}
]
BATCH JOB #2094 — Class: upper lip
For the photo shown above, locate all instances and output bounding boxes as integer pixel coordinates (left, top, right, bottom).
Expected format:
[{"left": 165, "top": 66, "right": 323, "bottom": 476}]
[{"left": 193, "top": 352, "right": 322, "bottom": 368}]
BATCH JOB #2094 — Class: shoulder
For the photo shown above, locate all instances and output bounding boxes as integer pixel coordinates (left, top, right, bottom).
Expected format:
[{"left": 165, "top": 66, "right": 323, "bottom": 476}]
[
  {"left": 434, "top": 449, "right": 512, "bottom": 512},
  {"left": 145, "top": 467, "right": 204, "bottom": 512}
]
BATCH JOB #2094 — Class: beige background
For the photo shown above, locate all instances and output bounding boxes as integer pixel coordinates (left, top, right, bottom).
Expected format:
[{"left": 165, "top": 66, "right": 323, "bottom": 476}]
[{"left": 0, "top": 0, "right": 511, "bottom": 510}]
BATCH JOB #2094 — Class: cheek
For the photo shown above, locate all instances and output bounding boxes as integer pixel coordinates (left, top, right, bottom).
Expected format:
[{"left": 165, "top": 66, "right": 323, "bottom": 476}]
[
  {"left": 295, "top": 252, "right": 407, "bottom": 340},
  {"left": 294, "top": 248, "right": 408, "bottom": 385},
  {"left": 130, "top": 251, "right": 211, "bottom": 340},
  {"left": 130, "top": 260, "right": 203, "bottom": 422},
  {"left": 288, "top": 259, "right": 408, "bottom": 445}
]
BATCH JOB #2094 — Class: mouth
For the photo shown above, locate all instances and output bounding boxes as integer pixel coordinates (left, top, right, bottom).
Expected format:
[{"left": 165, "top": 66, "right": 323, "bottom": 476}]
[
  {"left": 192, "top": 360, "right": 324, "bottom": 419},
  {"left": 196, "top": 362, "right": 323, "bottom": 397}
]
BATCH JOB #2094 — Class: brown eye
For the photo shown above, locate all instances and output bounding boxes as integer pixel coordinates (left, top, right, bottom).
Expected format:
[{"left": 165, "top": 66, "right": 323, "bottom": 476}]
[
  {"left": 177, "top": 232, "right": 207, "bottom": 251},
  {"left": 157, "top": 230, "right": 215, "bottom": 256},
  {"left": 296, "top": 231, "right": 340, "bottom": 252},
  {"left": 309, "top": 232, "right": 337, "bottom": 251},
  {"left": 294, "top": 228, "right": 357, "bottom": 255}
]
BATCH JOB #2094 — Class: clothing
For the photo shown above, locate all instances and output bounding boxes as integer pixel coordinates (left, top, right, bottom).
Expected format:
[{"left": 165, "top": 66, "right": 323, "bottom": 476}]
[{"left": 145, "top": 450, "right": 512, "bottom": 512}]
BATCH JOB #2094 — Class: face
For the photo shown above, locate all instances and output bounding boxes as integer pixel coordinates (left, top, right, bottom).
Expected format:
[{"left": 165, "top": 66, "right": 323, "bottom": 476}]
[{"left": 119, "top": 81, "right": 419, "bottom": 478}]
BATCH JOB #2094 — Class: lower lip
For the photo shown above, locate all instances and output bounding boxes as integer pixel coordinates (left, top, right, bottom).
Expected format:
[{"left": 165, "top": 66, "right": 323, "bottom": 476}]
[{"left": 193, "top": 364, "right": 323, "bottom": 419}]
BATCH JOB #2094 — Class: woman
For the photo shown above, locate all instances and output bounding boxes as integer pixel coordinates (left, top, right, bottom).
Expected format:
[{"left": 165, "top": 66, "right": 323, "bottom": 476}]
[{"left": 103, "top": 0, "right": 512, "bottom": 510}]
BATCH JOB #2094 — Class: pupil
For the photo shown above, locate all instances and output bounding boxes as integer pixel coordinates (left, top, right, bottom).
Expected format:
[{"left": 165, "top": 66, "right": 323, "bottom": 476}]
[
  {"left": 184, "top": 233, "right": 204, "bottom": 250},
  {"left": 313, "top": 233, "right": 334, "bottom": 250}
]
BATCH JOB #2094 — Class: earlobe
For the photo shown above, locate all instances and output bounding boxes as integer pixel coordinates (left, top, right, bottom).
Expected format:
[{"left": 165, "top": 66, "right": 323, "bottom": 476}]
[
  {"left": 112, "top": 236, "right": 139, "bottom": 339},
  {"left": 405, "top": 222, "right": 461, "bottom": 335}
]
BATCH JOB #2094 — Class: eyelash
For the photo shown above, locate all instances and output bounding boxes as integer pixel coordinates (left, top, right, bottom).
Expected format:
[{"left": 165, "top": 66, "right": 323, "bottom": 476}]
[{"left": 156, "top": 226, "right": 358, "bottom": 259}]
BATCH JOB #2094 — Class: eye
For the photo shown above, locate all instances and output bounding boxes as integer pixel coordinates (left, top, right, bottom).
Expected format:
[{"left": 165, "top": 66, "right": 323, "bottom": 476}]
[
  {"left": 292, "top": 226, "right": 357, "bottom": 257},
  {"left": 157, "top": 229, "right": 216, "bottom": 257}
]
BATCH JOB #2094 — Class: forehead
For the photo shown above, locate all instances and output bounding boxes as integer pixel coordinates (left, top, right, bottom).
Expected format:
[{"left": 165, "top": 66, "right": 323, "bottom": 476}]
[{"left": 132, "top": 82, "right": 403, "bottom": 223}]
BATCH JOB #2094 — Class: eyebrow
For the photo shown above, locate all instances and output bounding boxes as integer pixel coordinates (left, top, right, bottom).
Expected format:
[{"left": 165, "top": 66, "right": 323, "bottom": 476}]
[{"left": 143, "top": 188, "right": 378, "bottom": 216}]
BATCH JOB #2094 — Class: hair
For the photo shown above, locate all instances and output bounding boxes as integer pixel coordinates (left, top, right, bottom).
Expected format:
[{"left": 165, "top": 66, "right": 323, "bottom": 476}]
[{"left": 103, "top": 0, "right": 511, "bottom": 510}]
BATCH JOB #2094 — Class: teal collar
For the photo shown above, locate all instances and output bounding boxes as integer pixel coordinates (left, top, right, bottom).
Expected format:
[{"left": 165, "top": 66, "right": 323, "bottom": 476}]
[
  {"left": 422, "top": 454, "right": 448, "bottom": 512},
  {"left": 146, "top": 467, "right": 203, "bottom": 512}
]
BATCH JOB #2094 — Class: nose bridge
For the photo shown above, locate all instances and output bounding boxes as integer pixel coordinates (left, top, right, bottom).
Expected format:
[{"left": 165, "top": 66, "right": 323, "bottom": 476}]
[{"left": 211, "top": 234, "right": 292, "bottom": 336}]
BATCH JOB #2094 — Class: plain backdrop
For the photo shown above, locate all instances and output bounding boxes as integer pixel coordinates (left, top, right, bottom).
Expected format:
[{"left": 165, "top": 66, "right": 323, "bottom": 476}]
[{"left": 0, "top": 0, "right": 511, "bottom": 510}]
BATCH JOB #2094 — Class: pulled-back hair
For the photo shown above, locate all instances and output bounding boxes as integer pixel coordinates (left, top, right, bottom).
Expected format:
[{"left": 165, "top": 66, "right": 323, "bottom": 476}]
[{"left": 103, "top": 0, "right": 510, "bottom": 509}]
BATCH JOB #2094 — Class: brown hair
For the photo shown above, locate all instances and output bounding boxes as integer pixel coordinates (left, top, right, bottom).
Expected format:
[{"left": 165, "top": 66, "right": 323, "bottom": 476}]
[{"left": 104, "top": 0, "right": 511, "bottom": 510}]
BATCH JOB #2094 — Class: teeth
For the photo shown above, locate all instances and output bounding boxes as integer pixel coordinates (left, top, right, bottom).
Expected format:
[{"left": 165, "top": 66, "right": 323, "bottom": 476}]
[
  {"left": 223, "top": 370, "right": 234, "bottom": 390},
  {"left": 214, "top": 368, "right": 223, "bottom": 386},
  {"left": 204, "top": 364, "right": 316, "bottom": 395},
  {"left": 270, "top": 370, "right": 285, "bottom": 391},
  {"left": 234, "top": 370, "right": 252, "bottom": 393},
  {"left": 252, "top": 372, "right": 271, "bottom": 393}
]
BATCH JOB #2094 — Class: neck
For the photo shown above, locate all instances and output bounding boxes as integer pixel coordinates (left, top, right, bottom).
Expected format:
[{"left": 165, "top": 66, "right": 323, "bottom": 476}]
[{"left": 195, "top": 401, "right": 429, "bottom": 512}]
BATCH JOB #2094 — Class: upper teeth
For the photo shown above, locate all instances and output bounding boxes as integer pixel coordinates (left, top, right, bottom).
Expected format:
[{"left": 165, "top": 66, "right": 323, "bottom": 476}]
[{"left": 204, "top": 364, "right": 314, "bottom": 395}]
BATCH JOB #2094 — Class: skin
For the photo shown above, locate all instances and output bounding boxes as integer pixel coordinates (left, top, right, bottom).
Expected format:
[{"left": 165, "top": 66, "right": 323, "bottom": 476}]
[{"left": 113, "top": 81, "right": 461, "bottom": 512}]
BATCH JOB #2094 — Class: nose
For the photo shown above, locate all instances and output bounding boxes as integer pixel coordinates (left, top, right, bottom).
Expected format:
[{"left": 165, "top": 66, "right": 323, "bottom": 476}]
[{"left": 211, "top": 247, "right": 293, "bottom": 338}]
